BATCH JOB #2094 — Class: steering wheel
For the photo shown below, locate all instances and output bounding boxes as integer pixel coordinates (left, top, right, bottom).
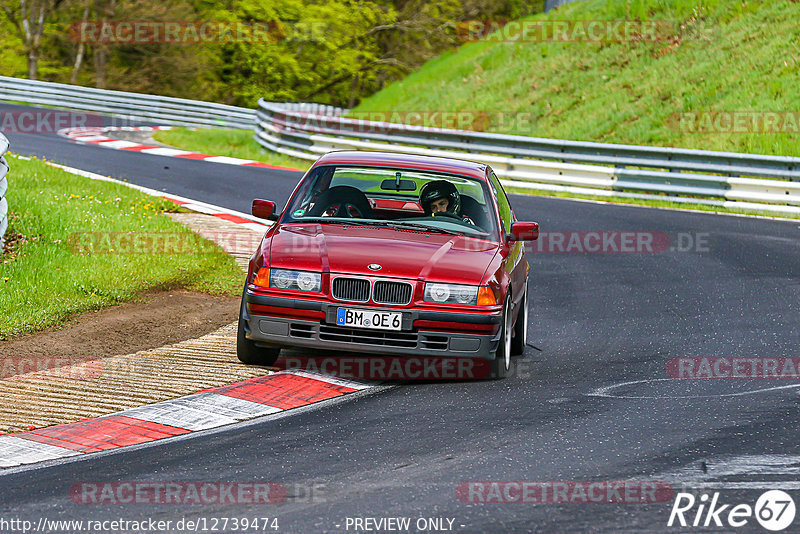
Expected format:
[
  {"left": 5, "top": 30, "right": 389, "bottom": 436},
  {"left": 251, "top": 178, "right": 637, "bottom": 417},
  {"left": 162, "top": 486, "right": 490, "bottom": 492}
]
[
  {"left": 432, "top": 211, "right": 463, "bottom": 220},
  {"left": 306, "top": 186, "right": 374, "bottom": 219}
]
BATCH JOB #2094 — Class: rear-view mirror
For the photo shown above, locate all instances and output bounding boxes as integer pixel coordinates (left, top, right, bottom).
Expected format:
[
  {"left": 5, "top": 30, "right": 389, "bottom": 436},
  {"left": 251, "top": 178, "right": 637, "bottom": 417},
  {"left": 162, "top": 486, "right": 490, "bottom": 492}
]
[{"left": 380, "top": 178, "right": 417, "bottom": 192}]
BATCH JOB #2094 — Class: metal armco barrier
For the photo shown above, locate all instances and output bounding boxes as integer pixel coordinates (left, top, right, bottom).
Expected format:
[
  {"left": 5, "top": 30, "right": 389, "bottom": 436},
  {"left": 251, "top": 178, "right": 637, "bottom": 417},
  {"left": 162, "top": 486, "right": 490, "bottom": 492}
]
[
  {"left": 0, "top": 76, "right": 797, "bottom": 215},
  {"left": 0, "top": 132, "right": 9, "bottom": 247},
  {"left": 0, "top": 76, "right": 256, "bottom": 129},
  {"left": 254, "top": 100, "right": 800, "bottom": 215}
]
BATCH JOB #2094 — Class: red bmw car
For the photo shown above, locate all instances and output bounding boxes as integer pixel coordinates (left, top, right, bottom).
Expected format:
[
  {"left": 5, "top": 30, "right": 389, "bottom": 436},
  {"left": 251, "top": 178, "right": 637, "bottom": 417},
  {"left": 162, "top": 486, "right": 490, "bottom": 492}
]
[{"left": 238, "top": 151, "right": 538, "bottom": 378}]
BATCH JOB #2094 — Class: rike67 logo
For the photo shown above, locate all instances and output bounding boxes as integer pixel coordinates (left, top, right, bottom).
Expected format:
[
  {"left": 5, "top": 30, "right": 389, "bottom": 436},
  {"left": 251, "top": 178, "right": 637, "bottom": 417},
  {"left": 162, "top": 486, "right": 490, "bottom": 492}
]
[{"left": 668, "top": 490, "right": 796, "bottom": 531}]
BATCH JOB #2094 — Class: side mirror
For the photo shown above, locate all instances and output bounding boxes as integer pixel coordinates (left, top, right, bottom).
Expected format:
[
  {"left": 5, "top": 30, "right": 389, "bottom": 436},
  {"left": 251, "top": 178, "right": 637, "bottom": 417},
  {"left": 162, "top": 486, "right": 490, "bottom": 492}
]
[
  {"left": 252, "top": 199, "right": 277, "bottom": 221},
  {"left": 509, "top": 222, "right": 539, "bottom": 241}
]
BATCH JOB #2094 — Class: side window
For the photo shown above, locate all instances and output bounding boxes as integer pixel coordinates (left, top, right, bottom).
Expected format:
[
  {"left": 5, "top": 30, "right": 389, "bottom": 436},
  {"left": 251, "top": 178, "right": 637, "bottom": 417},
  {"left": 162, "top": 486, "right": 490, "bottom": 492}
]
[{"left": 489, "top": 172, "right": 513, "bottom": 234}]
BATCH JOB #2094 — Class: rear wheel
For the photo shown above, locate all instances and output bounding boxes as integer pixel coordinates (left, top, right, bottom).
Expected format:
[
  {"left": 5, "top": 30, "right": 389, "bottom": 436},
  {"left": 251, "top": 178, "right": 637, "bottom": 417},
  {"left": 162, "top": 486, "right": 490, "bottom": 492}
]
[
  {"left": 490, "top": 297, "right": 512, "bottom": 379},
  {"left": 511, "top": 283, "right": 528, "bottom": 356},
  {"left": 237, "top": 309, "right": 281, "bottom": 366}
]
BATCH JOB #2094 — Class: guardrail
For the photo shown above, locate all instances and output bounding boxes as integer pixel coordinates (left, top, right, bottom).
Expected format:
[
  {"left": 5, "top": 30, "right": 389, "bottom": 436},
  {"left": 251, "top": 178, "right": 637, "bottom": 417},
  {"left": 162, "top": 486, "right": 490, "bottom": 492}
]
[
  {"left": 0, "top": 132, "right": 9, "bottom": 248},
  {"left": 254, "top": 99, "right": 800, "bottom": 215},
  {"left": 1, "top": 76, "right": 797, "bottom": 215},
  {"left": 0, "top": 76, "right": 256, "bottom": 129}
]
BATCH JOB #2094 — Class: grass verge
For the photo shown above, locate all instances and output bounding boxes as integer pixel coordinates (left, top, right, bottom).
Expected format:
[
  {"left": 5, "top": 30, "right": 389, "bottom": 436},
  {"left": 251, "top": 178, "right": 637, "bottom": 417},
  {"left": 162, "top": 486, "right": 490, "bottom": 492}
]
[
  {"left": 152, "top": 128, "right": 310, "bottom": 171},
  {"left": 0, "top": 155, "right": 244, "bottom": 339},
  {"left": 353, "top": 0, "right": 800, "bottom": 157}
]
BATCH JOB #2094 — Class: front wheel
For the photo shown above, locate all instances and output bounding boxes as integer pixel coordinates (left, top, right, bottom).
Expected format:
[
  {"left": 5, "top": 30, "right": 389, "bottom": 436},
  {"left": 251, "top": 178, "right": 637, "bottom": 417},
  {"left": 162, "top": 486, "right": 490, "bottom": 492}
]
[
  {"left": 490, "top": 297, "right": 512, "bottom": 379},
  {"left": 511, "top": 283, "right": 528, "bottom": 356},
  {"left": 237, "top": 312, "right": 281, "bottom": 366}
]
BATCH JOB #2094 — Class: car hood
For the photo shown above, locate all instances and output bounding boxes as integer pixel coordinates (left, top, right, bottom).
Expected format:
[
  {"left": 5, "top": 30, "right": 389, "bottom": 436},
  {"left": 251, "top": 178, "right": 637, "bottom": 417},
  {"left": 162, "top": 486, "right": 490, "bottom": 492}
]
[{"left": 267, "top": 223, "right": 499, "bottom": 284}]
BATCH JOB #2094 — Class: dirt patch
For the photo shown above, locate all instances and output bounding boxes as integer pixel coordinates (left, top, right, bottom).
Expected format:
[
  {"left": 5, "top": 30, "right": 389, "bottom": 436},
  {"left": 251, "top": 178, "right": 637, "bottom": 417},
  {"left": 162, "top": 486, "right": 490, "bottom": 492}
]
[{"left": 0, "top": 290, "right": 240, "bottom": 360}]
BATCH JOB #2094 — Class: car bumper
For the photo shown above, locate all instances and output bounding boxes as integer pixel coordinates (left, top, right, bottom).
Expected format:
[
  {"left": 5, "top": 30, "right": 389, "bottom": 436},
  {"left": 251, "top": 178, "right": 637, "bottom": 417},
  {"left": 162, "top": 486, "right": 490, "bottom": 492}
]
[{"left": 243, "top": 292, "right": 502, "bottom": 359}]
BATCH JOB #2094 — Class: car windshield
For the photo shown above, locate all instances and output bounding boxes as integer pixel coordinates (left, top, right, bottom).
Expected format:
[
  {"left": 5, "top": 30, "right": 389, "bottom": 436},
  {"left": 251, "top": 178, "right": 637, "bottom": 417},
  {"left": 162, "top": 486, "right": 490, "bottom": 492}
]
[{"left": 281, "top": 165, "right": 498, "bottom": 238}]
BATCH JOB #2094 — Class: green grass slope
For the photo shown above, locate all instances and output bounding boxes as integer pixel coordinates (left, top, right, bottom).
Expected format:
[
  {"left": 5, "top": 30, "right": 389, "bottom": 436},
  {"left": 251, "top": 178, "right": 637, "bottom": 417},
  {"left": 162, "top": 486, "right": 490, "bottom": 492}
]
[
  {"left": 353, "top": 0, "right": 800, "bottom": 157},
  {"left": 0, "top": 156, "right": 243, "bottom": 338}
]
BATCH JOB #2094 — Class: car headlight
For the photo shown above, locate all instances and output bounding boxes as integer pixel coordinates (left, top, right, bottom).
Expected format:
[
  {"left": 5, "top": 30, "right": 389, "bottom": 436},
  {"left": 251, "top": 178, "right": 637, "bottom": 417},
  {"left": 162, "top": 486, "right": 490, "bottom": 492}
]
[
  {"left": 265, "top": 269, "right": 321, "bottom": 292},
  {"left": 424, "top": 283, "right": 479, "bottom": 305}
]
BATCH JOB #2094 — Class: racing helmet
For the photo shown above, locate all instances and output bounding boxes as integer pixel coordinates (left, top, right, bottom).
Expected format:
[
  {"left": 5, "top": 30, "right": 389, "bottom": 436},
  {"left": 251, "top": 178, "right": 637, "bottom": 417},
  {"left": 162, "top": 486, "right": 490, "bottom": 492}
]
[{"left": 419, "top": 180, "right": 461, "bottom": 216}]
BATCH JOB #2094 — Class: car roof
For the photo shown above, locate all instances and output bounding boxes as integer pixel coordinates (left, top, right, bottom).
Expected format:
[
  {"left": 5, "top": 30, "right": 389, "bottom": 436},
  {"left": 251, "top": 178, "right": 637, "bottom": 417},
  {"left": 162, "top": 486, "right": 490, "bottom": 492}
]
[{"left": 311, "top": 151, "right": 490, "bottom": 181}]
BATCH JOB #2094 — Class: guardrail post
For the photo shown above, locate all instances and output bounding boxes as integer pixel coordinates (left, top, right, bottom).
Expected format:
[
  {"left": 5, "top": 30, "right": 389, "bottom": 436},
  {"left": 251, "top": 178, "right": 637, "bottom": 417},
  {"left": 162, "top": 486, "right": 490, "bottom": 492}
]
[{"left": 0, "top": 132, "right": 9, "bottom": 249}]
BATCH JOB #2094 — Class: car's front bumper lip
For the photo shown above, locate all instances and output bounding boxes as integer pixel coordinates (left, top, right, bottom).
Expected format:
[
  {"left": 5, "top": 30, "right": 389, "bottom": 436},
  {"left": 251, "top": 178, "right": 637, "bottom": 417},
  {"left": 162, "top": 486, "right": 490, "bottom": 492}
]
[
  {"left": 246, "top": 293, "right": 325, "bottom": 312},
  {"left": 244, "top": 291, "right": 502, "bottom": 325},
  {"left": 244, "top": 291, "right": 501, "bottom": 359}
]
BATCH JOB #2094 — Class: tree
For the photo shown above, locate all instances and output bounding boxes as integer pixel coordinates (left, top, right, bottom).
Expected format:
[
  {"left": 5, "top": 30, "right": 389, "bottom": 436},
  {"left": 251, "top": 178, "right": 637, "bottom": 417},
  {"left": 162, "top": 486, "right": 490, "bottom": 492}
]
[
  {"left": 0, "top": 0, "right": 545, "bottom": 105},
  {"left": 70, "top": 0, "right": 89, "bottom": 82},
  {"left": 0, "top": 0, "right": 65, "bottom": 79}
]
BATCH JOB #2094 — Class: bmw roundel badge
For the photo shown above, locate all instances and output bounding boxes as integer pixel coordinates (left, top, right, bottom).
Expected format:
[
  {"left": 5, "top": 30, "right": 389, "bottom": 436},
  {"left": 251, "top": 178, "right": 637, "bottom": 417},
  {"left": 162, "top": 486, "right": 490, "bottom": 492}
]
[{"left": 368, "top": 264, "right": 382, "bottom": 271}]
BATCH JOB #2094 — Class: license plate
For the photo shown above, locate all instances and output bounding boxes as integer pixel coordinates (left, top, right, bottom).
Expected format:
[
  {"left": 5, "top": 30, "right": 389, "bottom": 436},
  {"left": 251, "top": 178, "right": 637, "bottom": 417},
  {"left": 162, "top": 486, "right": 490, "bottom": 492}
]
[{"left": 337, "top": 308, "right": 402, "bottom": 331}]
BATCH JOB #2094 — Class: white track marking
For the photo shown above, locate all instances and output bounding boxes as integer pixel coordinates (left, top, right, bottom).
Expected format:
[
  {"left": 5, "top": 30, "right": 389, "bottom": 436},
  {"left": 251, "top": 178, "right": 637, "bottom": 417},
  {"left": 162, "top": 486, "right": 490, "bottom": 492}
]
[
  {"left": 285, "top": 369, "right": 377, "bottom": 390},
  {"left": 588, "top": 378, "right": 800, "bottom": 399},
  {"left": 164, "top": 392, "right": 282, "bottom": 419},
  {"left": 96, "top": 140, "right": 140, "bottom": 149},
  {"left": 203, "top": 156, "right": 255, "bottom": 165},
  {"left": 240, "top": 222, "right": 271, "bottom": 232},
  {"left": 138, "top": 147, "right": 193, "bottom": 156},
  {"left": 118, "top": 400, "right": 240, "bottom": 431},
  {"left": 72, "top": 135, "right": 110, "bottom": 142},
  {"left": 659, "top": 454, "right": 800, "bottom": 490},
  {"left": 0, "top": 436, "right": 80, "bottom": 467}
]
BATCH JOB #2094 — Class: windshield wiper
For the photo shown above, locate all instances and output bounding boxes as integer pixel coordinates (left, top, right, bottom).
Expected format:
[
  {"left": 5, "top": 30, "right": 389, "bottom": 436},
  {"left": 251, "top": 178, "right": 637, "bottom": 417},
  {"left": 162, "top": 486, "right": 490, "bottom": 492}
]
[
  {"left": 354, "top": 220, "right": 473, "bottom": 237},
  {"left": 297, "top": 217, "right": 485, "bottom": 237}
]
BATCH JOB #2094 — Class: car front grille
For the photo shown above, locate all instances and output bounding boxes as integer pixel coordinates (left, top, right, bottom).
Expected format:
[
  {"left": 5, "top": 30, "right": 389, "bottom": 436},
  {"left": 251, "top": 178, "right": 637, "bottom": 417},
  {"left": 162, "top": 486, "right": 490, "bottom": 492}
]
[
  {"left": 319, "top": 325, "right": 418, "bottom": 348},
  {"left": 332, "top": 277, "right": 370, "bottom": 302},
  {"left": 372, "top": 281, "right": 413, "bottom": 305}
]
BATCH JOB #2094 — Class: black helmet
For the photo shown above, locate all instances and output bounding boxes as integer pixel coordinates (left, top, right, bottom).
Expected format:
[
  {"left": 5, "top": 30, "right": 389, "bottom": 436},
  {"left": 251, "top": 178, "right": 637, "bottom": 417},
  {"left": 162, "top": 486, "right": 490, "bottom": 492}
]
[{"left": 419, "top": 180, "right": 461, "bottom": 216}]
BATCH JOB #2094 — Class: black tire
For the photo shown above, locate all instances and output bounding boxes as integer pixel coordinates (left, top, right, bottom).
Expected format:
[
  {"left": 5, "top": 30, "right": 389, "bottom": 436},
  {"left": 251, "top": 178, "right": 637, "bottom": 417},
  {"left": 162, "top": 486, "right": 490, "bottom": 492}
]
[
  {"left": 511, "top": 283, "right": 528, "bottom": 356},
  {"left": 237, "top": 310, "right": 281, "bottom": 366},
  {"left": 489, "top": 297, "right": 512, "bottom": 379}
]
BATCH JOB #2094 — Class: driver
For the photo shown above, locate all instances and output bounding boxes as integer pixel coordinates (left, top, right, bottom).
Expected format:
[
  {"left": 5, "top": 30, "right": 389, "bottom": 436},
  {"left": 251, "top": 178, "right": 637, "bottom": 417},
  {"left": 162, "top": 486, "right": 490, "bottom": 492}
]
[{"left": 419, "top": 180, "right": 474, "bottom": 224}]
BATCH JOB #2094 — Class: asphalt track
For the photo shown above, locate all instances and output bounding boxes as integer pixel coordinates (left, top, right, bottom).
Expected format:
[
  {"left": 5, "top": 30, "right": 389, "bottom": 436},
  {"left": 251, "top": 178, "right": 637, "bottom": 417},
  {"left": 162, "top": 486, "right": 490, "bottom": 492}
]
[{"left": 1, "top": 104, "right": 800, "bottom": 533}]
